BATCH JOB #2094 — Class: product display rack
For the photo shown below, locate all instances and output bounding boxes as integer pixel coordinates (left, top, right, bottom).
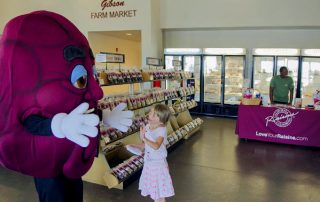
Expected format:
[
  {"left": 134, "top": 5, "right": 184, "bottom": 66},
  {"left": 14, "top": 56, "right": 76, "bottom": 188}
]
[{"left": 82, "top": 70, "right": 203, "bottom": 190}]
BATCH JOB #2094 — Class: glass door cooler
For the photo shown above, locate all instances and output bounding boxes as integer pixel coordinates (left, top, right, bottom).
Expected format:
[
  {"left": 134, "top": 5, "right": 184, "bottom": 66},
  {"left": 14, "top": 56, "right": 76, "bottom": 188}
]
[
  {"left": 253, "top": 56, "right": 274, "bottom": 103},
  {"left": 184, "top": 55, "right": 201, "bottom": 102},
  {"left": 301, "top": 57, "right": 320, "bottom": 106},
  {"left": 252, "top": 49, "right": 300, "bottom": 104},
  {"left": 202, "top": 48, "right": 246, "bottom": 117},
  {"left": 203, "top": 56, "right": 222, "bottom": 104},
  {"left": 224, "top": 56, "right": 245, "bottom": 105}
]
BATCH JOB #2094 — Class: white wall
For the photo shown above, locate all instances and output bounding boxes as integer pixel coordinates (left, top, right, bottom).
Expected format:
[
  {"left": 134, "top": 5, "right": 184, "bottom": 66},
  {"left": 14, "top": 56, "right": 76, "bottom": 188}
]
[
  {"left": 0, "top": 0, "right": 163, "bottom": 66},
  {"left": 161, "top": 0, "right": 320, "bottom": 51},
  {"left": 163, "top": 28, "right": 320, "bottom": 49},
  {"left": 88, "top": 32, "right": 141, "bottom": 68},
  {"left": 160, "top": 0, "right": 320, "bottom": 29}
]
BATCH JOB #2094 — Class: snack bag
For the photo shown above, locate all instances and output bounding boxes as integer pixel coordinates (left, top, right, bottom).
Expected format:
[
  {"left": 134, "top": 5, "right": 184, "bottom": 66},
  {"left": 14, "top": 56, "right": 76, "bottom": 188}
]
[{"left": 243, "top": 88, "right": 253, "bottom": 99}]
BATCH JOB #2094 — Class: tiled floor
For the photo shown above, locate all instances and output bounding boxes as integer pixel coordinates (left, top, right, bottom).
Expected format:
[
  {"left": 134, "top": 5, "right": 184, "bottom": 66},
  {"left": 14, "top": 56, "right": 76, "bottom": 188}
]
[{"left": 1, "top": 117, "right": 320, "bottom": 202}]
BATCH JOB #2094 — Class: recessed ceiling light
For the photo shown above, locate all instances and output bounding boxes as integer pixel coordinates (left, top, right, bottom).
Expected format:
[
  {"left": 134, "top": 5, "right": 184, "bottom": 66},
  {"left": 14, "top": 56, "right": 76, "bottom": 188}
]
[{"left": 126, "top": 33, "right": 132, "bottom": 36}]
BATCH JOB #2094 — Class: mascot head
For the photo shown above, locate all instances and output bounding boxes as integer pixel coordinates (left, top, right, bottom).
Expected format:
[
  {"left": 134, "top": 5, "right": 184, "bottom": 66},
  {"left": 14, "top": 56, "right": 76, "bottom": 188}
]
[{"left": 0, "top": 11, "right": 103, "bottom": 178}]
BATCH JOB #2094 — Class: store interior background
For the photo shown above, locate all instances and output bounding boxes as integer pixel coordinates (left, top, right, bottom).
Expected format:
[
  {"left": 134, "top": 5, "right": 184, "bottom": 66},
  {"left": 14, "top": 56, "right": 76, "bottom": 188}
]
[
  {"left": 1, "top": 0, "right": 320, "bottom": 109},
  {"left": 2, "top": 0, "right": 320, "bottom": 63},
  {"left": 1, "top": 1, "right": 320, "bottom": 201}
]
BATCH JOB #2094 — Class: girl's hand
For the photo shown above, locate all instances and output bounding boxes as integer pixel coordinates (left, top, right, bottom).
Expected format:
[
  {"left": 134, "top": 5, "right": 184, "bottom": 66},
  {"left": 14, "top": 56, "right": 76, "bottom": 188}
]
[{"left": 140, "top": 125, "right": 146, "bottom": 141}]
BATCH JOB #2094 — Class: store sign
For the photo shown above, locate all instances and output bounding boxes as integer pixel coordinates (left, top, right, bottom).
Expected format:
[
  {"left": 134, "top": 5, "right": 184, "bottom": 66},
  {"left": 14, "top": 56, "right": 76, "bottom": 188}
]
[
  {"left": 95, "top": 53, "right": 125, "bottom": 63},
  {"left": 172, "top": 60, "right": 181, "bottom": 67},
  {"left": 91, "top": 0, "right": 137, "bottom": 19},
  {"left": 146, "top": 57, "right": 161, "bottom": 66},
  {"left": 101, "top": 0, "right": 124, "bottom": 10},
  {"left": 265, "top": 108, "right": 299, "bottom": 128}
]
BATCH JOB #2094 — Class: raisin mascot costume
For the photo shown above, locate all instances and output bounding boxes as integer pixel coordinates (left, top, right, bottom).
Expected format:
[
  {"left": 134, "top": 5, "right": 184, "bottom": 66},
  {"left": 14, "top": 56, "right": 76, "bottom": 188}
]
[{"left": 0, "top": 10, "right": 133, "bottom": 202}]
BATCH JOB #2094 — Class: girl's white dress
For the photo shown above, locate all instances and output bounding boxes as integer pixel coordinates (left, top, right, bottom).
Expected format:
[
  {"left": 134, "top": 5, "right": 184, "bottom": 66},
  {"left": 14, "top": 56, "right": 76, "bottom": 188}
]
[{"left": 139, "top": 124, "right": 175, "bottom": 200}]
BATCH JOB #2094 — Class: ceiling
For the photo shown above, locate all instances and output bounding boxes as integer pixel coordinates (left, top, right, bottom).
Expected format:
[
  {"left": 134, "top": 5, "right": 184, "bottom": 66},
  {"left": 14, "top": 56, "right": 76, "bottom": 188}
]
[{"left": 96, "top": 30, "right": 141, "bottom": 42}]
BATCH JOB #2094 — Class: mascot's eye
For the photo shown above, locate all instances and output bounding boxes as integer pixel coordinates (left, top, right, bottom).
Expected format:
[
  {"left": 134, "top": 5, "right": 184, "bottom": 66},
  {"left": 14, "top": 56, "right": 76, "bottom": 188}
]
[
  {"left": 71, "top": 65, "right": 88, "bottom": 89},
  {"left": 92, "top": 65, "right": 98, "bottom": 79}
]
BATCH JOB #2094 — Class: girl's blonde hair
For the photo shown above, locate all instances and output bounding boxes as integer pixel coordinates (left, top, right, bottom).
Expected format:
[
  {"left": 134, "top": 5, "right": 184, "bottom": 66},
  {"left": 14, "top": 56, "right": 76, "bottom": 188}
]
[{"left": 153, "top": 103, "right": 171, "bottom": 124}]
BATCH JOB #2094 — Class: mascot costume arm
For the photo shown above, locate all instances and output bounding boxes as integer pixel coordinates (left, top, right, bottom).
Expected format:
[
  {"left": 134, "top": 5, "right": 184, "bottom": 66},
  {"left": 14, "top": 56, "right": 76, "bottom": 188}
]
[{"left": 0, "top": 10, "right": 133, "bottom": 179}]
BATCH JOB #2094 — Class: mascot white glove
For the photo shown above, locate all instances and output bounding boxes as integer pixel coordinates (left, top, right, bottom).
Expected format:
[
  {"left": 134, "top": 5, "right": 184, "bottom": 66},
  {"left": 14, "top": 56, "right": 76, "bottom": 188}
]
[
  {"left": 51, "top": 102, "right": 99, "bottom": 147},
  {"left": 103, "top": 103, "right": 134, "bottom": 132}
]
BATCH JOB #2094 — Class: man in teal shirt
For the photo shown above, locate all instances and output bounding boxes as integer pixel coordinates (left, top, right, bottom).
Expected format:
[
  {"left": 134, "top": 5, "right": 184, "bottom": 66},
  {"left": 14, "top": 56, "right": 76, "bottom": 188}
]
[{"left": 269, "top": 66, "right": 294, "bottom": 105}]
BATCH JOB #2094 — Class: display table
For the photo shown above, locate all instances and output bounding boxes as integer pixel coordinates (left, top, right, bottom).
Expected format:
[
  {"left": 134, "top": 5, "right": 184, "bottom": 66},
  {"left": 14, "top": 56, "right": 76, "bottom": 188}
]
[{"left": 235, "top": 105, "right": 320, "bottom": 147}]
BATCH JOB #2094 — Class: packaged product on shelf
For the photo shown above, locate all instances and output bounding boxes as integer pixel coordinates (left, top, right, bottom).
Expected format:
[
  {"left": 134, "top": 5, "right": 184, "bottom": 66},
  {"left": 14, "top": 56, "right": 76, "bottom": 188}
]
[
  {"left": 131, "top": 157, "right": 142, "bottom": 168},
  {"left": 134, "top": 70, "right": 140, "bottom": 82},
  {"left": 118, "top": 72, "right": 125, "bottom": 83},
  {"left": 187, "top": 123, "right": 193, "bottom": 129},
  {"left": 140, "top": 95, "right": 146, "bottom": 107},
  {"left": 153, "top": 71, "right": 159, "bottom": 80},
  {"left": 315, "top": 101, "right": 320, "bottom": 110},
  {"left": 242, "top": 88, "right": 254, "bottom": 99},
  {"left": 107, "top": 72, "right": 113, "bottom": 84},
  {"left": 137, "top": 156, "right": 144, "bottom": 164},
  {"left": 171, "top": 133, "right": 178, "bottom": 141},
  {"left": 168, "top": 71, "right": 173, "bottom": 79},
  {"left": 130, "top": 70, "right": 136, "bottom": 82},
  {"left": 176, "top": 130, "right": 183, "bottom": 139},
  {"left": 195, "top": 118, "right": 203, "bottom": 125},
  {"left": 127, "top": 125, "right": 133, "bottom": 133},
  {"left": 127, "top": 97, "right": 133, "bottom": 110},
  {"left": 127, "top": 159, "right": 139, "bottom": 171},
  {"left": 113, "top": 97, "right": 121, "bottom": 107},
  {"left": 115, "top": 129, "right": 123, "bottom": 137},
  {"left": 123, "top": 164, "right": 134, "bottom": 175},
  {"left": 118, "top": 166, "right": 130, "bottom": 180},
  {"left": 136, "top": 96, "right": 142, "bottom": 108},
  {"left": 130, "top": 97, "right": 137, "bottom": 109},
  {"left": 132, "top": 157, "right": 143, "bottom": 168},
  {"left": 180, "top": 128, "right": 187, "bottom": 136},
  {"left": 190, "top": 121, "right": 195, "bottom": 128},
  {"left": 101, "top": 129, "right": 111, "bottom": 143},
  {"left": 114, "top": 72, "right": 121, "bottom": 84},
  {"left": 183, "top": 125, "right": 190, "bottom": 132},
  {"left": 313, "top": 90, "right": 320, "bottom": 104},
  {"left": 121, "top": 71, "right": 128, "bottom": 82},
  {"left": 144, "top": 93, "right": 149, "bottom": 105},
  {"left": 138, "top": 70, "right": 143, "bottom": 81},
  {"left": 99, "top": 70, "right": 108, "bottom": 85},
  {"left": 108, "top": 97, "right": 116, "bottom": 109},
  {"left": 169, "top": 106, "right": 175, "bottom": 114},
  {"left": 167, "top": 135, "right": 175, "bottom": 145},
  {"left": 111, "top": 168, "right": 123, "bottom": 181},
  {"left": 109, "top": 129, "right": 118, "bottom": 140}
]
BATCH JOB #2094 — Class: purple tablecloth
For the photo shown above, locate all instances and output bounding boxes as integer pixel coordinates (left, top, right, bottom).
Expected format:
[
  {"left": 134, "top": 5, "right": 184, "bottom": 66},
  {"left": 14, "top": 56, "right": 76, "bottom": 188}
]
[{"left": 235, "top": 105, "right": 320, "bottom": 147}]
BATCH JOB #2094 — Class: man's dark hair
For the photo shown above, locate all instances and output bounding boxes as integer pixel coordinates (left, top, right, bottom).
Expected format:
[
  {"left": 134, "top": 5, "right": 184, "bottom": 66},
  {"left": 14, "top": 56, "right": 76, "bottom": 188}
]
[{"left": 279, "top": 66, "right": 288, "bottom": 72}]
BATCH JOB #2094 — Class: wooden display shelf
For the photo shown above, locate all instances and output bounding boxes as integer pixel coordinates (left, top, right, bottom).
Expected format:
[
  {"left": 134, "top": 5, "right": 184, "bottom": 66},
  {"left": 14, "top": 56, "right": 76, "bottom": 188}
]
[
  {"left": 83, "top": 75, "right": 201, "bottom": 190},
  {"left": 131, "top": 94, "right": 194, "bottom": 111},
  {"left": 103, "top": 146, "right": 143, "bottom": 189},
  {"left": 184, "top": 125, "right": 201, "bottom": 139},
  {"left": 101, "top": 129, "right": 140, "bottom": 147},
  {"left": 83, "top": 132, "right": 142, "bottom": 189},
  {"left": 100, "top": 78, "right": 195, "bottom": 87},
  {"left": 83, "top": 112, "right": 203, "bottom": 190}
]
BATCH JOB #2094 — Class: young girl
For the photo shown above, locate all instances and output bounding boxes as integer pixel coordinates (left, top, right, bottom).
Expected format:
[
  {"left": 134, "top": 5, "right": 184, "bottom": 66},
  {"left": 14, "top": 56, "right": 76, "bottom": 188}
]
[{"left": 139, "top": 104, "right": 175, "bottom": 202}]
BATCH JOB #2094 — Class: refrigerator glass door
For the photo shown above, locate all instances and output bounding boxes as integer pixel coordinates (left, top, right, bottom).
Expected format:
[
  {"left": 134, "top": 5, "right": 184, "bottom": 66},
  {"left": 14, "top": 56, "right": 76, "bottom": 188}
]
[
  {"left": 203, "top": 56, "right": 222, "bottom": 103},
  {"left": 165, "top": 55, "right": 182, "bottom": 70},
  {"left": 276, "top": 56, "right": 299, "bottom": 98},
  {"left": 301, "top": 57, "right": 320, "bottom": 106},
  {"left": 183, "top": 56, "right": 201, "bottom": 101},
  {"left": 165, "top": 55, "right": 182, "bottom": 89},
  {"left": 224, "top": 56, "right": 245, "bottom": 105},
  {"left": 253, "top": 56, "right": 274, "bottom": 101}
]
